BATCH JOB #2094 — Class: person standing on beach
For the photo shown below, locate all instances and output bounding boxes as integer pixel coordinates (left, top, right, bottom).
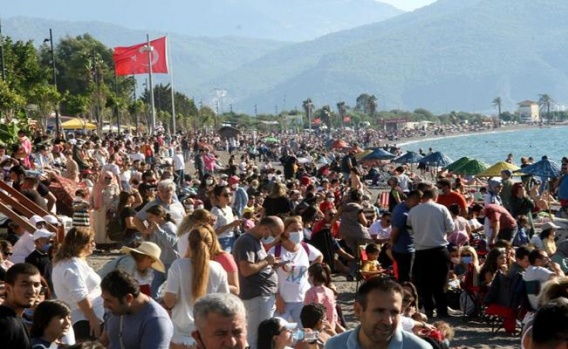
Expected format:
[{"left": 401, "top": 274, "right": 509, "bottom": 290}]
[
  {"left": 500, "top": 170, "right": 514, "bottom": 213},
  {"left": 436, "top": 179, "right": 468, "bottom": 216},
  {"left": 407, "top": 186, "right": 454, "bottom": 318}
]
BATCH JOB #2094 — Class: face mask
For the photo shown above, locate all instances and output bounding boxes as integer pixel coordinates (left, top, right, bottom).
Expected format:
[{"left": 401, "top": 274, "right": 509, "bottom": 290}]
[
  {"left": 205, "top": 179, "right": 213, "bottom": 185},
  {"left": 262, "top": 236, "right": 275, "bottom": 244},
  {"left": 41, "top": 243, "right": 51, "bottom": 253},
  {"left": 219, "top": 180, "right": 228, "bottom": 186},
  {"left": 326, "top": 197, "right": 334, "bottom": 202},
  {"left": 197, "top": 204, "right": 204, "bottom": 210},
  {"left": 437, "top": 189, "right": 445, "bottom": 196},
  {"left": 451, "top": 257, "right": 460, "bottom": 265},
  {"left": 461, "top": 256, "right": 473, "bottom": 264},
  {"left": 288, "top": 231, "right": 301, "bottom": 244}
]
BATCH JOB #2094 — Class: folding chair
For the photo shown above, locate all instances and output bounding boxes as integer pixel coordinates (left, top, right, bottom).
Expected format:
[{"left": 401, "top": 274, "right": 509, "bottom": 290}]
[
  {"left": 483, "top": 272, "right": 527, "bottom": 335},
  {"left": 355, "top": 245, "right": 369, "bottom": 290}
]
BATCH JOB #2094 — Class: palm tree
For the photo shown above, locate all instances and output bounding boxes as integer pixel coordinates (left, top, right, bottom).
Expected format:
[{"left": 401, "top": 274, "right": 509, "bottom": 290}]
[
  {"left": 492, "top": 96, "right": 502, "bottom": 126},
  {"left": 368, "top": 95, "right": 377, "bottom": 122},
  {"left": 302, "top": 98, "right": 314, "bottom": 130},
  {"left": 336, "top": 101, "right": 346, "bottom": 129},
  {"left": 538, "top": 94, "right": 554, "bottom": 124}
]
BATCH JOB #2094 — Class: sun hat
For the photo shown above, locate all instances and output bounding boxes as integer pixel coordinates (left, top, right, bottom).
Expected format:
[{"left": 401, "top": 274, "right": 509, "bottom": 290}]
[
  {"left": 121, "top": 241, "right": 165, "bottom": 273},
  {"left": 43, "top": 215, "right": 59, "bottom": 225}
]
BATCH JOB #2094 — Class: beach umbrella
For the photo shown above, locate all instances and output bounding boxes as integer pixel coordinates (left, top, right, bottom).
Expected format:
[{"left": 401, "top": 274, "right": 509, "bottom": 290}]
[
  {"left": 393, "top": 151, "right": 423, "bottom": 164},
  {"left": 516, "top": 156, "right": 561, "bottom": 179},
  {"left": 452, "top": 159, "right": 489, "bottom": 176},
  {"left": 297, "top": 157, "right": 312, "bottom": 164},
  {"left": 355, "top": 149, "right": 373, "bottom": 159},
  {"left": 475, "top": 161, "right": 520, "bottom": 177},
  {"left": 217, "top": 126, "right": 241, "bottom": 139},
  {"left": 361, "top": 148, "right": 396, "bottom": 161},
  {"left": 445, "top": 156, "right": 471, "bottom": 172},
  {"left": 418, "top": 151, "right": 453, "bottom": 167},
  {"left": 61, "top": 118, "right": 96, "bottom": 130},
  {"left": 329, "top": 139, "right": 349, "bottom": 149},
  {"left": 263, "top": 137, "right": 279, "bottom": 144}
]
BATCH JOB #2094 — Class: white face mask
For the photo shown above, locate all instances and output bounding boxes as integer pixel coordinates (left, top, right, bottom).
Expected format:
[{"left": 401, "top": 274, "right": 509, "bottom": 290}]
[
  {"left": 437, "top": 189, "right": 445, "bottom": 196},
  {"left": 219, "top": 180, "right": 228, "bottom": 186},
  {"left": 205, "top": 179, "right": 214, "bottom": 185},
  {"left": 288, "top": 231, "right": 302, "bottom": 244},
  {"left": 262, "top": 235, "right": 275, "bottom": 244},
  {"left": 326, "top": 197, "right": 334, "bottom": 203}
]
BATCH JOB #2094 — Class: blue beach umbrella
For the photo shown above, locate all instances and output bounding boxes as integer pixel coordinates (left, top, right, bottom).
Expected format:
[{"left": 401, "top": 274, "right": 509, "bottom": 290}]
[
  {"left": 361, "top": 148, "right": 396, "bottom": 161},
  {"left": 393, "top": 151, "right": 423, "bottom": 164},
  {"left": 517, "top": 155, "right": 561, "bottom": 179},
  {"left": 419, "top": 151, "right": 454, "bottom": 168}
]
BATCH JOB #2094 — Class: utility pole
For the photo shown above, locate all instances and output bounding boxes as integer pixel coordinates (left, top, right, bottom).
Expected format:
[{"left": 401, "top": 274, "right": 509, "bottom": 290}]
[
  {"left": 0, "top": 18, "right": 6, "bottom": 80},
  {"left": 47, "top": 29, "right": 60, "bottom": 136}
]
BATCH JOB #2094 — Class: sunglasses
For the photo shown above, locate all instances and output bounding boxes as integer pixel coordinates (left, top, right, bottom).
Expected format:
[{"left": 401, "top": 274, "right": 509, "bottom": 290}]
[
  {"left": 105, "top": 177, "right": 112, "bottom": 180},
  {"left": 2, "top": 251, "right": 12, "bottom": 256}
]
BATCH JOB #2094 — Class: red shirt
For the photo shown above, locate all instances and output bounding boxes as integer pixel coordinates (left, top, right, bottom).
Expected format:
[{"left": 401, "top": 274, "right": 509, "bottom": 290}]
[
  {"left": 484, "top": 204, "right": 517, "bottom": 230},
  {"left": 437, "top": 191, "right": 468, "bottom": 213}
]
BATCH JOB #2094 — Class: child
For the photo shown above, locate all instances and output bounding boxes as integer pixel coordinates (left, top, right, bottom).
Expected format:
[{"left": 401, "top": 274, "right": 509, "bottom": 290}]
[
  {"left": 242, "top": 207, "right": 256, "bottom": 230},
  {"left": 513, "top": 215, "right": 530, "bottom": 247},
  {"left": 304, "top": 262, "right": 340, "bottom": 333},
  {"left": 361, "top": 243, "right": 383, "bottom": 279},
  {"left": 72, "top": 188, "right": 90, "bottom": 227}
]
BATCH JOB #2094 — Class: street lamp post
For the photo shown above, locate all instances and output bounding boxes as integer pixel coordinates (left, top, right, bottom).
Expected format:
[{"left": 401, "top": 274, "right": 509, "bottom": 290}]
[{"left": 46, "top": 29, "right": 61, "bottom": 136}]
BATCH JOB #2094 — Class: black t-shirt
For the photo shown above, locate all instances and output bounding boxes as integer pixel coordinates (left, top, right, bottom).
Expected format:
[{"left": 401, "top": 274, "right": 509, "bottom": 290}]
[
  {"left": 0, "top": 305, "right": 32, "bottom": 349},
  {"left": 120, "top": 206, "right": 138, "bottom": 237},
  {"left": 24, "top": 250, "right": 51, "bottom": 276}
]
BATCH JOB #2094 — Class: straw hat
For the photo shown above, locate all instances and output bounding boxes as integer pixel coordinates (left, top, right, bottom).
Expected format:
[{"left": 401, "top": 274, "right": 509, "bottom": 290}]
[{"left": 121, "top": 241, "right": 165, "bottom": 273}]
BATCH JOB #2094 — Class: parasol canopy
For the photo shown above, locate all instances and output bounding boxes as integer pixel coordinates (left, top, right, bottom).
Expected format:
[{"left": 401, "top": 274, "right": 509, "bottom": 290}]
[
  {"left": 445, "top": 157, "right": 471, "bottom": 172},
  {"left": 418, "top": 151, "right": 453, "bottom": 167},
  {"left": 217, "top": 126, "right": 241, "bottom": 139},
  {"left": 452, "top": 159, "right": 489, "bottom": 176},
  {"left": 475, "top": 161, "right": 520, "bottom": 177},
  {"left": 61, "top": 118, "right": 96, "bottom": 130},
  {"left": 361, "top": 148, "right": 396, "bottom": 161},
  {"left": 516, "top": 155, "right": 561, "bottom": 179},
  {"left": 393, "top": 151, "right": 423, "bottom": 164},
  {"left": 262, "top": 137, "right": 279, "bottom": 144},
  {"left": 329, "top": 139, "right": 349, "bottom": 149}
]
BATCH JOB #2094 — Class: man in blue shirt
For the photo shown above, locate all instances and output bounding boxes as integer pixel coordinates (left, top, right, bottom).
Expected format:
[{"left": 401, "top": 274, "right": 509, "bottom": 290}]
[
  {"left": 390, "top": 190, "right": 423, "bottom": 283},
  {"left": 324, "top": 277, "right": 430, "bottom": 349},
  {"left": 100, "top": 269, "right": 173, "bottom": 349}
]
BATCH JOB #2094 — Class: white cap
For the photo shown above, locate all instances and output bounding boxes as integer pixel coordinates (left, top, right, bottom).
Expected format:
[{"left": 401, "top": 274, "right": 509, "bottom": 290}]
[
  {"left": 275, "top": 317, "right": 297, "bottom": 331},
  {"left": 33, "top": 229, "right": 55, "bottom": 241},
  {"left": 43, "top": 215, "right": 59, "bottom": 225},
  {"left": 30, "top": 215, "right": 46, "bottom": 227}
]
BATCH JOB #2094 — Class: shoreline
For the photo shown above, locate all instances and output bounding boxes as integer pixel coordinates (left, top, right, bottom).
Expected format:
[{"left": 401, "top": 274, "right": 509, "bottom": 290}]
[{"left": 394, "top": 123, "right": 555, "bottom": 149}]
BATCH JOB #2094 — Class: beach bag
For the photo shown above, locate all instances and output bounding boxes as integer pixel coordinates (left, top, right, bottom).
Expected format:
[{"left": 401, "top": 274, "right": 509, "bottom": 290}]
[
  {"left": 107, "top": 210, "right": 125, "bottom": 241},
  {"left": 459, "top": 291, "right": 477, "bottom": 317}
]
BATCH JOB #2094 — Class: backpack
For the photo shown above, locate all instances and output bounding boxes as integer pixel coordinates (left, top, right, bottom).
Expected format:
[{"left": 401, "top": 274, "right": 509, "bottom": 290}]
[{"left": 107, "top": 210, "right": 125, "bottom": 241}]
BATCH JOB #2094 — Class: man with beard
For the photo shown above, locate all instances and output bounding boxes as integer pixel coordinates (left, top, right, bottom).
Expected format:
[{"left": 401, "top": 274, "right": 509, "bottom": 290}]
[
  {"left": 0, "top": 263, "right": 42, "bottom": 348},
  {"left": 324, "top": 277, "right": 430, "bottom": 349}
]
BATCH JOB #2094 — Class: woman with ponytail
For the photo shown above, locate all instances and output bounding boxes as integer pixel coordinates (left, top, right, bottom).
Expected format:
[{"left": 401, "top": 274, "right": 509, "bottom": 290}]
[
  {"left": 163, "top": 224, "right": 229, "bottom": 346},
  {"left": 144, "top": 204, "right": 179, "bottom": 297}
]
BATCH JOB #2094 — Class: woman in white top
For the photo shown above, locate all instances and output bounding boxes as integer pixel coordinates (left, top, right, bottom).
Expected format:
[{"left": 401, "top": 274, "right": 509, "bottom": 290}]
[
  {"left": 52, "top": 227, "right": 104, "bottom": 342},
  {"left": 211, "top": 185, "right": 242, "bottom": 253},
  {"left": 163, "top": 224, "right": 229, "bottom": 346},
  {"left": 268, "top": 216, "right": 323, "bottom": 325}
]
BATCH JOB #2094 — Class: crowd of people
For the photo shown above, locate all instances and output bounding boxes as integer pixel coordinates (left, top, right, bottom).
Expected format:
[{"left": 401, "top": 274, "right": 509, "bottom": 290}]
[{"left": 0, "top": 127, "right": 567, "bottom": 349}]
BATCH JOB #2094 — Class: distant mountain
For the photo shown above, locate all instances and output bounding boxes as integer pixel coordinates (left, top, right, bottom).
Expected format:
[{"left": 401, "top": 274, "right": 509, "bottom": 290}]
[
  {"left": 3, "top": 17, "right": 290, "bottom": 97},
  {"left": 197, "top": 0, "right": 568, "bottom": 114},
  {"left": 2, "top": 0, "right": 404, "bottom": 42}
]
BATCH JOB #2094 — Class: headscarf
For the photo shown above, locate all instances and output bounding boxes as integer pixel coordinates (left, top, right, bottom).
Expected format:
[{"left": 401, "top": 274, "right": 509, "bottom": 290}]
[{"left": 92, "top": 170, "right": 117, "bottom": 210}]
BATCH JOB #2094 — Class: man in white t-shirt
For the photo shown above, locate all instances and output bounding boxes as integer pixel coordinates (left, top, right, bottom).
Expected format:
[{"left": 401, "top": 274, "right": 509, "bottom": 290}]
[
  {"left": 368, "top": 212, "right": 392, "bottom": 244},
  {"left": 523, "top": 249, "right": 564, "bottom": 309},
  {"left": 11, "top": 215, "right": 45, "bottom": 264}
]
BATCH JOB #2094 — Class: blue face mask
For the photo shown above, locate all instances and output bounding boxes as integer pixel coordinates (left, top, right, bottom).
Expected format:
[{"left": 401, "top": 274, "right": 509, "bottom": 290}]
[
  {"left": 40, "top": 243, "right": 51, "bottom": 254},
  {"left": 461, "top": 256, "right": 473, "bottom": 264},
  {"left": 262, "top": 236, "right": 275, "bottom": 244}
]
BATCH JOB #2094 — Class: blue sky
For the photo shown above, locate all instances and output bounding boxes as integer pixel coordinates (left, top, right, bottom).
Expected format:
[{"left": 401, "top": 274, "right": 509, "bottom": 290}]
[{"left": 379, "top": 0, "right": 436, "bottom": 11}]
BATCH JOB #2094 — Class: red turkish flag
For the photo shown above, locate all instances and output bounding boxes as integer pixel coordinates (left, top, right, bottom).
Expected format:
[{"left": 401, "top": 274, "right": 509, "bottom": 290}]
[
  {"left": 313, "top": 118, "right": 322, "bottom": 125},
  {"left": 343, "top": 116, "right": 351, "bottom": 123},
  {"left": 113, "top": 36, "right": 168, "bottom": 75}
]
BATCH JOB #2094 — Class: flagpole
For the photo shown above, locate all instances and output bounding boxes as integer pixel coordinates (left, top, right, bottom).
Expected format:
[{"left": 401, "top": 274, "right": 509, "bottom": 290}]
[
  {"left": 167, "top": 35, "right": 176, "bottom": 135},
  {"left": 145, "top": 34, "right": 156, "bottom": 135}
]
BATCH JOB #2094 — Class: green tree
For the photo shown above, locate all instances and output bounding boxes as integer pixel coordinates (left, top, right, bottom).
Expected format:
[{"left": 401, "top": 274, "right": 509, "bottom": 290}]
[
  {"left": 492, "top": 96, "right": 502, "bottom": 126},
  {"left": 538, "top": 94, "right": 554, "bottom": 123}
]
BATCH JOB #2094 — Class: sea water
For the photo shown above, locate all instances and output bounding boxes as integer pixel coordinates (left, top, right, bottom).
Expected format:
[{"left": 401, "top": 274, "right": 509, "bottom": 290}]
[{"left": 398, "top": 125, "right": 568, "bottom": 165}]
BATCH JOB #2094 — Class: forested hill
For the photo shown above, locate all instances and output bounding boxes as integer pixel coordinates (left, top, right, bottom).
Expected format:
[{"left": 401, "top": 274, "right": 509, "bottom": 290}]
[{"left": 199, "top": 0, "right": 568, "bottom": 113}]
